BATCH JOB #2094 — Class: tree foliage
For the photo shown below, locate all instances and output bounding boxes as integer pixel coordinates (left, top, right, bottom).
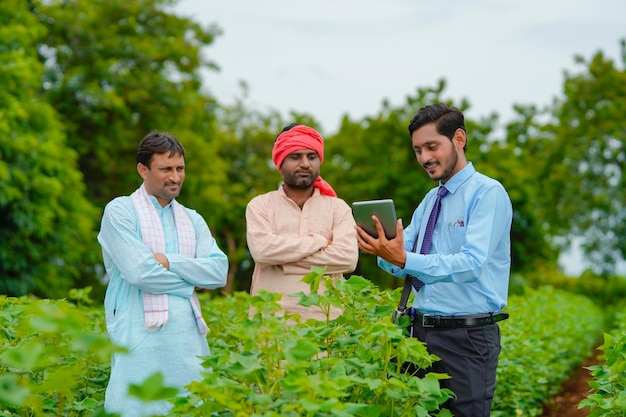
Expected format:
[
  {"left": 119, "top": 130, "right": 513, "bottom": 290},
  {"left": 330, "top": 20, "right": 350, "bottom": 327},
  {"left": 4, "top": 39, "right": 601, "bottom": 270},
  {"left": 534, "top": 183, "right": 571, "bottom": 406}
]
[
  {"left": 0, "top": 0, "right": 98, "bottom": 297},
  {"left": 2, "top": 0, "right": 625, "bottom": 297},
  {"left": 499, "top": 104, "right": 561, "bottom": 273},
  {"left": 33, "top": 0, "right": 222, "bottom": 206},
  {"left": 542, "top": 41, "right": 626, "bottom": 273}
]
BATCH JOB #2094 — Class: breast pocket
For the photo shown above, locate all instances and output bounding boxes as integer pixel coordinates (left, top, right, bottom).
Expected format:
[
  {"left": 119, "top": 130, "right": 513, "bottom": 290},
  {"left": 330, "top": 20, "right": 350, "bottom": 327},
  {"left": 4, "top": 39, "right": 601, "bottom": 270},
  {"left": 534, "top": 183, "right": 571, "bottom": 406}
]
[{"left": 447, "top": 223, "right": 467, "bottom": 251}]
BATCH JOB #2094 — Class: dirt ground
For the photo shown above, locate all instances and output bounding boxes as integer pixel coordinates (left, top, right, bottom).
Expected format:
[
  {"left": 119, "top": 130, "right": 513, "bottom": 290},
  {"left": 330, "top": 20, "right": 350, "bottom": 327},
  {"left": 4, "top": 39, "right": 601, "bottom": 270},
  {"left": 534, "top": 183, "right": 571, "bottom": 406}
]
[{"left": 538, "top": 350, "right": 602, "bottom": 417}]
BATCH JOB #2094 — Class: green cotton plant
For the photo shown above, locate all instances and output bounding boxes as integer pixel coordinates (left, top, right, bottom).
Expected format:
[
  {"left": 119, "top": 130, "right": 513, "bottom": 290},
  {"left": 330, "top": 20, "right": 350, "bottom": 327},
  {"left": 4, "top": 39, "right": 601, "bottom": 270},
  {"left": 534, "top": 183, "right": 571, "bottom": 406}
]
[
  {"left": 0, "top": 294, "right": 121, "bottom": 417},
  {"left": 491, "top": 286, "right": 605, "bottom": 417},
  {"left": 0, "top": 277, "right": 612, "bottom": 416},
  {"left": 176, "top": 268, "right": 453, "bottom": 417},
  {"left": 579, "top": 311, "right": 626, "bottom": 416}
]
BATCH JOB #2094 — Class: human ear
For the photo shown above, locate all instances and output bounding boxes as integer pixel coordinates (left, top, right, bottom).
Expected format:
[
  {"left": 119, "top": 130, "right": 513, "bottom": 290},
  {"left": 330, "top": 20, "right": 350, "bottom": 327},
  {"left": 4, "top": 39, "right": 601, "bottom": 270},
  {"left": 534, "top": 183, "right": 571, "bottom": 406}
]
[
  {"left": 454, "top": 128, "right": 467, "bottom": 149},
  {"left": 137, "top": 162, "right": 147, "bottom": 179}
]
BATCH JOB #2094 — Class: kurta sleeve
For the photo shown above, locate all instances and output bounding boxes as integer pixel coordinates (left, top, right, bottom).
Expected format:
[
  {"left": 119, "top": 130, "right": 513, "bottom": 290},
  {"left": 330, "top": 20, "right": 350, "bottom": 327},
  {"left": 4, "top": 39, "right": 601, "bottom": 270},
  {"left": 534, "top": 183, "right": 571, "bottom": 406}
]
[
  {"left": 282, "top": 200, "right": 358, "bottom": 276},
  {"left": 166, "top": 208, "right": 228, "bottom": 290},
  {"left": 246, "top": 196, "right": 329, "bottom": 264}
]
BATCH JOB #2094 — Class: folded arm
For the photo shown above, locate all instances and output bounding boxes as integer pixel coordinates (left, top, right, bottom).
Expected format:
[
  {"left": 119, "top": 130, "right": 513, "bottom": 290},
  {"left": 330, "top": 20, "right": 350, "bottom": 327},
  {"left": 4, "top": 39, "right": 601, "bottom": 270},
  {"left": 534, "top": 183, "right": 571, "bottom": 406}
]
[
  {"left": 165, "top": 208, "right": 228, "bottom": 290},
  {"left": 246, "top": 199, "right": 329, "bottom": 265},
  {"left": 282, "top": 208, "right": 358, "bottom": 276},
  {"left": 99, "top": 200, "right": 227, "bottom": 296}
]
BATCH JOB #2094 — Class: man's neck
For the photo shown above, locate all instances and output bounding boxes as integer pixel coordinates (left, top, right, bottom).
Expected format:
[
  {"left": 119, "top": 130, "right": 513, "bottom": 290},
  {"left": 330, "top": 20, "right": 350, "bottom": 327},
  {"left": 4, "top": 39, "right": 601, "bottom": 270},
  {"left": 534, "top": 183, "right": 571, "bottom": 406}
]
[{"left": 283, "top": 185, "right": 314, "bottom": 209}]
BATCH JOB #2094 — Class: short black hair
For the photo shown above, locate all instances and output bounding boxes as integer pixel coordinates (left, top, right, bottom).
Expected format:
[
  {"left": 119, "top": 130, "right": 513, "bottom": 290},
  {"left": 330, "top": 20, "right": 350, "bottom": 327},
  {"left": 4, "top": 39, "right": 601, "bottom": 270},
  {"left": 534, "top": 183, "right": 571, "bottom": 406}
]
[
  {"left": 136, "top": 131, "right": 185, "bottom": 168},
  {"left": 408, "top": 104, "right": 466, "bottom": 148}
]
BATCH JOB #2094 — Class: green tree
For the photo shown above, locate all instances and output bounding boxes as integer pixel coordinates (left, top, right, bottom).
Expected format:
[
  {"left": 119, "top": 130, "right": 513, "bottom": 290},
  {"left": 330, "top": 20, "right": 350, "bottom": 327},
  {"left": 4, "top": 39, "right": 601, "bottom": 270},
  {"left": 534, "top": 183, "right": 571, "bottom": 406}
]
[
  {"left": 30, "top": 0, "right": 239, "bottom": 294},
  {"left": 33, "top": 0, "right": 222, "bottom": 207},
  {"left": 0, "top": 0, "right": 98, "bottom": 297},
  {"left": 541, "top": 40, "right": 626, "bottom": 273},
  {"left": 209, "top": 101, "right": 281, "bottom": 292},
  {"left": 487, "top": 104, "right": 560, "bottom": 275}
]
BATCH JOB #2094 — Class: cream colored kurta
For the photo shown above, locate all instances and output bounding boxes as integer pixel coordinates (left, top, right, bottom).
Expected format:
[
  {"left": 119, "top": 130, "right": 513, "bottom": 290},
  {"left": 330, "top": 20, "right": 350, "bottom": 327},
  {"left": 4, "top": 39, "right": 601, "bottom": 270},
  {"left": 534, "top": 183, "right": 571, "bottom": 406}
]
[{"left": 246, "top": 185, "right": 359, "bottom": 320}]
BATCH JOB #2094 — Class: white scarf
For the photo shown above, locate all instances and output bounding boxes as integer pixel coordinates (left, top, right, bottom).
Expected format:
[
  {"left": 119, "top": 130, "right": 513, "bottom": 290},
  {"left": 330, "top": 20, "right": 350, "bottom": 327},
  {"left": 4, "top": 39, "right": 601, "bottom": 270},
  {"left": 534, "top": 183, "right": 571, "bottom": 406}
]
[{"left": 131, "top": 184, "right": 209, "bottom": 335}]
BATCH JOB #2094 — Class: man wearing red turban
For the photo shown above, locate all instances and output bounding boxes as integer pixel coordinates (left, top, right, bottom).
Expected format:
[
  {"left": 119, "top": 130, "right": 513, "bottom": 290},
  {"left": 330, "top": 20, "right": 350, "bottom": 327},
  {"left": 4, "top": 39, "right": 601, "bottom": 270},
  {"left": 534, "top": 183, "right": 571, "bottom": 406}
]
[
  {"left": 271, "top": 124, "right": 337, "bottom": 197},
  {"left": 246, "top": 124, "right": 358, "bottom": 320}
]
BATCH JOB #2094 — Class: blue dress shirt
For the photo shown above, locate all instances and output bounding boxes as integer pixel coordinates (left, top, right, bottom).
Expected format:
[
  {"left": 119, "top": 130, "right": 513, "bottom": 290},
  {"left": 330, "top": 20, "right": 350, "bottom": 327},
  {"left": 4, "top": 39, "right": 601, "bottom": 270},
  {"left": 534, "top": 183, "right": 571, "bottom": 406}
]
[{"left": 378, "top": 162, "right": 512, "bottom": 315}]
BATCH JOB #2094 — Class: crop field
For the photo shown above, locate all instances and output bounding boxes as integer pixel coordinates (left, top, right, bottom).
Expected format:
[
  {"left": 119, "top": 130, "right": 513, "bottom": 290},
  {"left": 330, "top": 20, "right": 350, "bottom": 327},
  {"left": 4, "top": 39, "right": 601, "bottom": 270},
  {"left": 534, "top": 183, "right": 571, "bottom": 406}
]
[{"left": 3, "top": 270, "right": 624, "bottom": 416}]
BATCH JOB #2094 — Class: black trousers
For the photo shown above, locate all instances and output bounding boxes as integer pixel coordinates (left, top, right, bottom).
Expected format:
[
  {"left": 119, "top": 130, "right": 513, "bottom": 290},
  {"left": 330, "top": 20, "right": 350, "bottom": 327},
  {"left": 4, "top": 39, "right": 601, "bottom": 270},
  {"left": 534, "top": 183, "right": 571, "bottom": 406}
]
[{"left": 411, "top": 323, "right": 501, "bottom": 417}]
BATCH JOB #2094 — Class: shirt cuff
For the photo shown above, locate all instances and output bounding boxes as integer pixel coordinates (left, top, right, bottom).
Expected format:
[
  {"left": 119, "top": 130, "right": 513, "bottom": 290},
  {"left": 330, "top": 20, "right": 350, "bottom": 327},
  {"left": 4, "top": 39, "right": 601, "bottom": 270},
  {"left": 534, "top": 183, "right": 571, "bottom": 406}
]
[
  {"left": 403, "top": 252, "right": 426, "bottom": 280},
  {"left": 377, "top": 257, "right": 405, "bottom": 277}
]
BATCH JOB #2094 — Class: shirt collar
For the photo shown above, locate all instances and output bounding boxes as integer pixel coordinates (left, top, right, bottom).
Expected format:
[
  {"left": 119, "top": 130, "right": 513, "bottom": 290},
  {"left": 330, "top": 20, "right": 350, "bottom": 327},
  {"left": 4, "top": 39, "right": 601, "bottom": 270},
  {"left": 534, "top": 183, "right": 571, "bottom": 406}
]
[
  {"left": 439, "top": 162, "right": 475, "bottom": 194},
  {"left": 278, "top": 184, "right": 321, "bottom": 198},
  {"left": 148, "top": 195, "right": 173, "bottom": 210}
]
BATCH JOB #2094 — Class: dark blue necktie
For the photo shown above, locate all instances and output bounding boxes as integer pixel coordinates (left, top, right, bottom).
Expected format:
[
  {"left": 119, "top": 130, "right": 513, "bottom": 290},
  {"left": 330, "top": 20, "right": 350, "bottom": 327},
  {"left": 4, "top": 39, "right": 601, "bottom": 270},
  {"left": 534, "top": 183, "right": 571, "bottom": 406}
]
[{"left": 412, "top": 186, "right": 449, "bottom": 290}]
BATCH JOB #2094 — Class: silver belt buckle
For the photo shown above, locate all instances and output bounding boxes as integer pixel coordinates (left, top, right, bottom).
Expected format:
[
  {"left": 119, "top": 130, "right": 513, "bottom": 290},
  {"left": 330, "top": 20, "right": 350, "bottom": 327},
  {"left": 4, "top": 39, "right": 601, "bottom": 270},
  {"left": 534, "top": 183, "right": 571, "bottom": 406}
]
[{"left": 420, "top": 314, "right": 436, "bottom": 328}]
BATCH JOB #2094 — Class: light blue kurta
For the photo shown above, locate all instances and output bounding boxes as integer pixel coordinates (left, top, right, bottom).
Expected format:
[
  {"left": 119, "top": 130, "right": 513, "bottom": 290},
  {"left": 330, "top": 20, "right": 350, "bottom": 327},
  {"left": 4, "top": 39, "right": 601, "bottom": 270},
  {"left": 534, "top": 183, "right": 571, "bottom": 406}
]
[{"left": 98, "top": 194, "right": 228, "bottom": 417}]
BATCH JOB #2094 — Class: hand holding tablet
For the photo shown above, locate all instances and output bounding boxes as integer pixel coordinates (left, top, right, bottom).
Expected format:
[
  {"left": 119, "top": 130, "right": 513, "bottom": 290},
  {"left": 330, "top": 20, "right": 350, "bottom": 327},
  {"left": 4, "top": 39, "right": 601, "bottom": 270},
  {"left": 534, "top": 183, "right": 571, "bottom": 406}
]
[{"left": 352, "top": 199, "right": 397, "bottom": 240}]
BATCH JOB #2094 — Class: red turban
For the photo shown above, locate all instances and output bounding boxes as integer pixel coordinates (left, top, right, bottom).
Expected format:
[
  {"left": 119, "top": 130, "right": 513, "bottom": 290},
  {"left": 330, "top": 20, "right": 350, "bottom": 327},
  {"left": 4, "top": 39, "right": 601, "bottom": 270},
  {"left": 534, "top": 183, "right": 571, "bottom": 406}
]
[{"left": 272, "top": 125, "right": 337, "bottom": 197}]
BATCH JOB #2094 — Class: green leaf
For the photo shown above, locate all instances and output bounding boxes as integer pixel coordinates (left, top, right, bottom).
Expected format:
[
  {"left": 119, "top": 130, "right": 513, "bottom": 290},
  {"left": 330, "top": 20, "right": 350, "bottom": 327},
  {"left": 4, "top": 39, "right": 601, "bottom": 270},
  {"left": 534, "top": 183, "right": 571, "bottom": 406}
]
[
  {"left": 0, "top": 375, "right": 30, "bottom": 407},
  {"left": 71, "top": 397, "right": 100, "bottom": 411},
  {"left": 0, "top": 339, "right": 43, "bottom": 370},
  {"left": 295, "top": 291, "right": 320, "bottom": 307},
  {"left": 310, "top": 265, "right": 328, "bottom": 276},
  {"left": 284, "top": 339, "right": 318, "bottom": 363},
  {"left": 41, "top": 365, "right": 80, "bottom": 391},
  {"left": 343, "top": 275, "right": 372, "bottom": 292},
  {"left": 226, "top": 352, "right": 264, "bottom": 377},
  {"left": 127, "top": 373, "right": 179, "bottom": 403}
]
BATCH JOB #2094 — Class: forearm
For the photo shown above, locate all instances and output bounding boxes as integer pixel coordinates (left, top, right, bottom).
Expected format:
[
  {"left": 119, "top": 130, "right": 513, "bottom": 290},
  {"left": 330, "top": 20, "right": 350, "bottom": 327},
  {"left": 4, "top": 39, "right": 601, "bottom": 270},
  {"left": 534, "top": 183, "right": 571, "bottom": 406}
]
[
  {"left": 246, "top": 197, "right": 330, "bottom": 265},
  {"left": 115, "top": 251, "right": 196, "bottom": 296},
  {"left": 282, "top": 233, "right": 358, "bottom": 275},
  {"left": 404, "top": 251, "right": 480, "bottom": 283},
  {"left": 98, "top": 199, "right": 203, "bottom": 297},
  {"left": 166, "top": 214, "right": 228, "bottom": 290},
  {"left": 167, "top": 251, "right": 228, "bottom": 290},
  {"left": 248, "top": 232, "right": 329, "bottom": 265}
]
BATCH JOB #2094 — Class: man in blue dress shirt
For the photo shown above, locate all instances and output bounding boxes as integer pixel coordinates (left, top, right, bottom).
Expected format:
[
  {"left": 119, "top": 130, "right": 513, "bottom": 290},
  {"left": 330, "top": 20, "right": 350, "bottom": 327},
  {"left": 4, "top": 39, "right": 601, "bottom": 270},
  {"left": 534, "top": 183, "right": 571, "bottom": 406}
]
[
  {"left": 98, "top": 131, "right": 228, "bottom": 416},
  {"left": 355, "top": 104, "right": 512, "bottom": 416}
]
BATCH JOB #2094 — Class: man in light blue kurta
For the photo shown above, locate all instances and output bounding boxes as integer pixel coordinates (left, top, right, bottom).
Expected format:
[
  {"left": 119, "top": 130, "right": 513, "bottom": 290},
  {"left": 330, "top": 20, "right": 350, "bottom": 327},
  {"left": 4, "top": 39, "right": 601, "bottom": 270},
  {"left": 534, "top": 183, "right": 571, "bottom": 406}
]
[{"left": 98, "top": 131, "right": 228, "bottom": 416}]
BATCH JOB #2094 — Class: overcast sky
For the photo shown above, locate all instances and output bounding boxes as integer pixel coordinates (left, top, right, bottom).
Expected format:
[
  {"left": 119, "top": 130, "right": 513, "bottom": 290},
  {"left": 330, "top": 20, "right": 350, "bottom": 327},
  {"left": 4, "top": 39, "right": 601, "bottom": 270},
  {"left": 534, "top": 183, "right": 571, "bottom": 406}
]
[
  {"left": 175, "top": 0, "right": 626, "bottom": 135},
  {"left": 174, "top": 0, "right": 626, "bottom": 275}
]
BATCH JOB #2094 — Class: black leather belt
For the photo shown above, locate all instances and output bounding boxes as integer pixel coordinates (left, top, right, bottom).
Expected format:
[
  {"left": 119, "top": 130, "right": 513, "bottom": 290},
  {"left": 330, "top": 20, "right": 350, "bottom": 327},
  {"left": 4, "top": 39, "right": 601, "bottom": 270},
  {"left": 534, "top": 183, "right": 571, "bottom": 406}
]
[{"left": 414, "top": 311, "right": 509, "bottom": 329}]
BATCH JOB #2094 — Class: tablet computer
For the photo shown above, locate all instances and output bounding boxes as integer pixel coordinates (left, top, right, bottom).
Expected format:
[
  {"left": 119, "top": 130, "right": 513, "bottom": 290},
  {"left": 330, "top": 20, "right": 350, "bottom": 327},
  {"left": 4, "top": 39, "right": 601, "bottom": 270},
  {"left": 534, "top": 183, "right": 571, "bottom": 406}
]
[{"left": 352, "top": 199, "right": 397, "bottom": 239}]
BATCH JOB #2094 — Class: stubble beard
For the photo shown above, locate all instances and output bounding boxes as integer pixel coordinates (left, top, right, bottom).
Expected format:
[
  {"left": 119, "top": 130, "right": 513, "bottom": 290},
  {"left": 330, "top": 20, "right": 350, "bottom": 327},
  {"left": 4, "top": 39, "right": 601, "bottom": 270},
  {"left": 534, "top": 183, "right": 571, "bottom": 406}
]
[
  {"left": 284, "top": 172, "right": 318, "bottom": 190},
  {"left": 428, "top": 150, "right": 458, "bottom": 183},
  {"left": 162, "top": 182, "right": 182, "bottom": 200}
]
